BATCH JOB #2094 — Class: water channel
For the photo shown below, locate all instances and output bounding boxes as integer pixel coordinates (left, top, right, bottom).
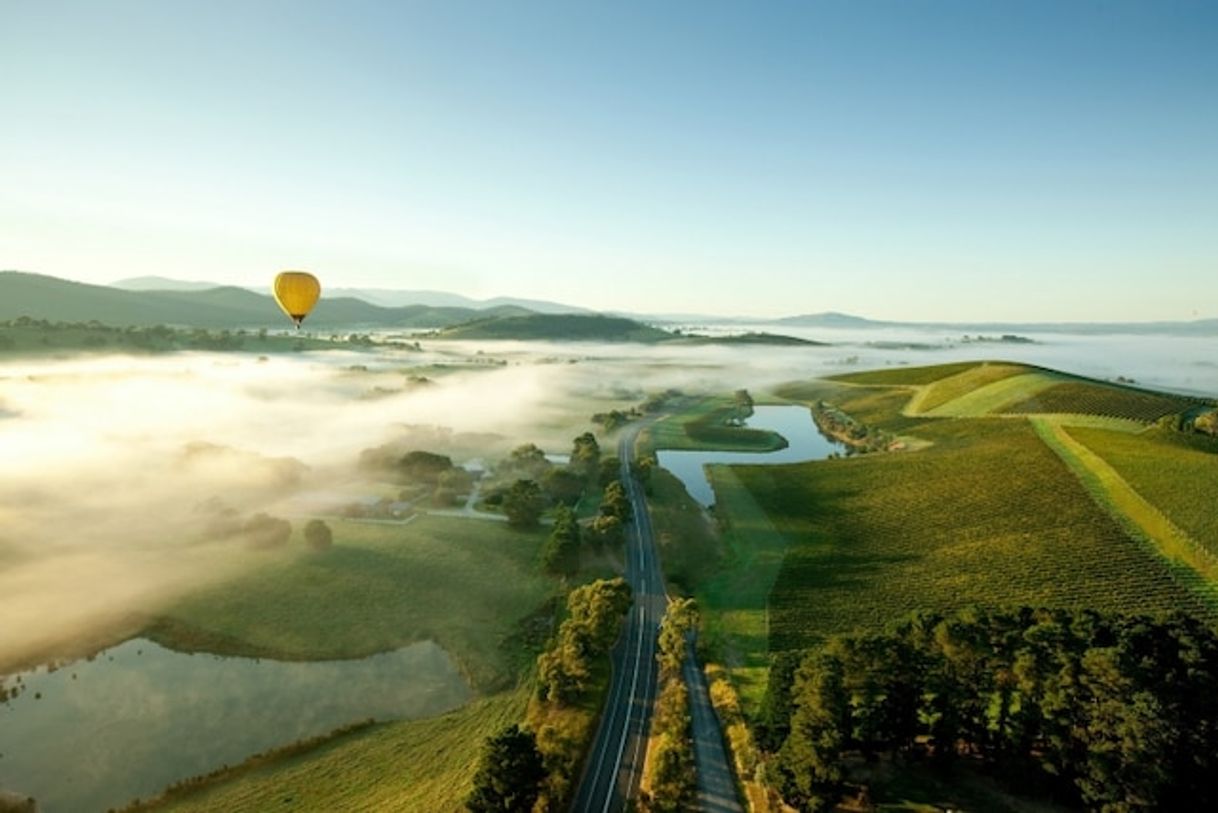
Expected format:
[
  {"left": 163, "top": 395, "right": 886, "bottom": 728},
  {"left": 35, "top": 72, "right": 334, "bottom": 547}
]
[
  {"left": 0, "top": 638, "right": 470, "bottom": 812},
  {"left": 657, "top": 405, "right": 844, "bottom": 507}
]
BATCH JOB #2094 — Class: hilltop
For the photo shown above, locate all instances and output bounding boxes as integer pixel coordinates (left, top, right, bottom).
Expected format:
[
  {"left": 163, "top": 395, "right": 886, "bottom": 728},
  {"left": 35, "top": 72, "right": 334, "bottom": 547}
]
[
  {"left": 0, "top": 272, "right": 528, "bottom": 330},
  {"left": 434, "top": 313, "right": 672, "bottom": 342}
]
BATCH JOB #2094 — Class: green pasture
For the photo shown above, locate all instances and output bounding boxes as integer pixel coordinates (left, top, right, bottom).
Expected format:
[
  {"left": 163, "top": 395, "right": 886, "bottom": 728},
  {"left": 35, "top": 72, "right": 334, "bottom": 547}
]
[
  {"left": 146, "top": 516, "right": 554, "bottom": 692},
  {"left": 138, "top": 685, "right": 529, "bottom": 812}
]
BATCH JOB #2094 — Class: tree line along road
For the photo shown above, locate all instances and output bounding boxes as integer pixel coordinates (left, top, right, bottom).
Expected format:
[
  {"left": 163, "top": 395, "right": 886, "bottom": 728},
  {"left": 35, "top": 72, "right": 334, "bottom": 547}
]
[{"left": 571, "top": 422, "right": 743, "bottom": 812}]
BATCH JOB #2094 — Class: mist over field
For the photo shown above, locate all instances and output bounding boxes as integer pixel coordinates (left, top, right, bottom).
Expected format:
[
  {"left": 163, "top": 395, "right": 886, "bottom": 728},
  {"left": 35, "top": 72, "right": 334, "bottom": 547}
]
[
  {"left": 0, "top": 340, "right": 821, "bottom": 670},
  {"left": 4, "top": 329, "right": 1214, "bottom": 675}
]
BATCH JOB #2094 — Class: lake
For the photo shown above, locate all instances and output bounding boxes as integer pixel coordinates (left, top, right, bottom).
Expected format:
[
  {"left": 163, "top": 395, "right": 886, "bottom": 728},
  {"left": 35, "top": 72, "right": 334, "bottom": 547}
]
[
  {"left": 657, "top": 405, "right": 844, "bottom": 506},
  {"left": 0, "top": 638, "right": 470, "bottom": 812}
]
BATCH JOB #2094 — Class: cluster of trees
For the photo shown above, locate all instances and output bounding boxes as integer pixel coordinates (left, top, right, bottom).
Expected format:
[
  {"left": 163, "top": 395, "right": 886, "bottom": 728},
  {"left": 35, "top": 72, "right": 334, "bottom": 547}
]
[
  {"left": 810, "top": 400, "right": 894, "bottom": 454},
  {"left": 760, "top": 607, "right": 1218, "bottom": 812},
  {"left": 494, "top": 434, "right": 610, "bottom": 528},
  {"left": 536, "top": 578, "right": 632, "bottom": 705},
  {"left": 466, "top": 724, "right": 547, "bottom": 813},
  {"left": 643, "top": 598, "right": 699, "bottom": 812},
  {"left": 541, "top": 506, "right": 581, "bottom": 576},
  {"left": 1194, "top": 409, "right": 1218, "bottom": 436},
  {"left": 591, "top": 388, "right": 685, "bottom": 432}
]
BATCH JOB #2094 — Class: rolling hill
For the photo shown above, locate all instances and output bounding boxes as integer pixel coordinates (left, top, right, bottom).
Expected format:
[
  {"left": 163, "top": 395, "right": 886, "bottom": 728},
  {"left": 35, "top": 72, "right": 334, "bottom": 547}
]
[
  {"left": 111, "top": 276, "right": 591, "bottom": 314},
  {"left": 434, "top": 313, "right": 673, "bottom": 342},
  {"left": 0, "top": 272, "right": 529, "bottom": 330}
]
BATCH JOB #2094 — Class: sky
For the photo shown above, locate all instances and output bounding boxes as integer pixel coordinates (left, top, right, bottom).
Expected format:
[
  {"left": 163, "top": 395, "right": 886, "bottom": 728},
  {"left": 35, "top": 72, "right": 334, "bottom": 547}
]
[{"left": 1, "top": 0, "right": 1215, "bottom": 321}]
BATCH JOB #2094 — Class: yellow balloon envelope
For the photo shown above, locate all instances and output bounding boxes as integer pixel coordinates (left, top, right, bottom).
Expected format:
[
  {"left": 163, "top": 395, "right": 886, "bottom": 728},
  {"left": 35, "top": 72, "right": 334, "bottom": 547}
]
[{"left": 272, "top": 271, "right": 321, "bottom": 328}]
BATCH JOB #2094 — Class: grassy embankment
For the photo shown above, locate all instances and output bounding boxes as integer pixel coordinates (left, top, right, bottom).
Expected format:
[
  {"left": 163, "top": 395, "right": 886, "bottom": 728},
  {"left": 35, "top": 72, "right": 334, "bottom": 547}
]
[
  {"left": 639, "top": 394, "right": 786, "bottom": 454},
  {"left": 128, "top": 687, "right": 529, "bottom": 813}
]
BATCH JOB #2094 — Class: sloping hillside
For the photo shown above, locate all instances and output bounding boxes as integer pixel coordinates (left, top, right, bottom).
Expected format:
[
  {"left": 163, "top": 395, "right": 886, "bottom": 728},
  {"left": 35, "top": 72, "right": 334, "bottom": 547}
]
[
  {"left": 0, "top": 272, "right": 527, "bottom": 329},
  {"left": 436, "top": 313, "right": 673, "bottom": 342}
]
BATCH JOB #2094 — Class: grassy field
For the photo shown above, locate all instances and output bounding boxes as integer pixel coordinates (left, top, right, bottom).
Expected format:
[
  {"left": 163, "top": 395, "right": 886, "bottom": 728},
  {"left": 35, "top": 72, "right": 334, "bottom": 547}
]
[
  {"left": 136, "top": 685, "right": 530, "bottom": 812},
  {"left": 1002, "top": 380, "right": 1194, "bottom": 421},
  {"left": 146, "top": 516, "right": 554, "bottom": 692},
  {"left": 743, "top": 418, "right": 1214, "bottom": 654},
  {"left": 683, "top": 362, "right": 1218, "bottom": 719},
  {"left": 699, "top": 467, "right": 795, "bottom": 713},
  {"left": 639, "top": 395, "right": 785, "bottom": 453},
  {"left": 645, "top": 467, "right": 725, "bottom": 594},
  {"left": 1065, "top": 424, "right": 1218, "bottom": 555}
]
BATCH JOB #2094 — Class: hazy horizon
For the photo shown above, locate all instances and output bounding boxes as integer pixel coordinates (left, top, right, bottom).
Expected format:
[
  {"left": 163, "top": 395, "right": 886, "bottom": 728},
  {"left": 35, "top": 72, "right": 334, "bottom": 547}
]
[{"left": 3, "top": 1, "right": 1215, "bottom": 322}]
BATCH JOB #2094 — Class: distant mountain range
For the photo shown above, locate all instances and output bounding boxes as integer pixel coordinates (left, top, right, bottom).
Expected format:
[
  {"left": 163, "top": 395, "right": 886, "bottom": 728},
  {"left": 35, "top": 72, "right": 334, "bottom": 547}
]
[
  {"left": 777, "top": 311, "right": 1218, "bottom": 336},
  {"left": 0, "top": 272, "right": 819, "bottom": 345},
  {"left": 2, "top": 272, "right": 531, "bottom": 330},
  {"left": 4, "top": 272, "right": 1215, "bottom": 338},
  {"left": 111, "top": 276, "right": 591, "bottom": 315}
]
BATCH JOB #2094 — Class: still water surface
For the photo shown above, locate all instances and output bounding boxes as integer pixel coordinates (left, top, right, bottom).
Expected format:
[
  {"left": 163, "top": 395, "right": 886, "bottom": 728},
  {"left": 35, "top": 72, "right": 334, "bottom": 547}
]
[
  {"left": 0, "top": 638, "right": 469, "bottom": 812},
  {"left": 657, "top": 405, "right": 843, "bottom": 506}
]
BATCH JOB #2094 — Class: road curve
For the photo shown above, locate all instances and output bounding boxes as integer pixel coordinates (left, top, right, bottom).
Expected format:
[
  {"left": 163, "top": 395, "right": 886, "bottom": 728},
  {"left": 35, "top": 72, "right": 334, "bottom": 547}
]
[{"left": 571, "top": 424, "right": 743, "bottom": 812}]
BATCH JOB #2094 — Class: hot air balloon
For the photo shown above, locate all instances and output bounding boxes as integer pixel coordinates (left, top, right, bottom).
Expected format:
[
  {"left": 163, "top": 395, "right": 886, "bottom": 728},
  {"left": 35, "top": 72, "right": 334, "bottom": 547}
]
[{"left": 272, "top": 271, "right": 321, "bottom": 329}]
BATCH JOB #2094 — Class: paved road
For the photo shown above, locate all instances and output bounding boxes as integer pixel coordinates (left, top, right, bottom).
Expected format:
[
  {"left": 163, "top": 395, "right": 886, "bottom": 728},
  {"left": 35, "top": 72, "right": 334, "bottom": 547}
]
[
  {"left": 571, "top": 425, "right": 742, "bottom": 812},
  {"left": 684, "top": 637, "right": 744, "bottom": 812},
  {"left": 572, "top": 428, "right": 665, "bottom": 812}
]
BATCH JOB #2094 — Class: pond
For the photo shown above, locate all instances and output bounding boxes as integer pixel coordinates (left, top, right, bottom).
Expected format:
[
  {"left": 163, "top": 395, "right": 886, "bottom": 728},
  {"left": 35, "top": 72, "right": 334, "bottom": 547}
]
[
  {"left": 0, "top": 638, "right": 470, "bottom": 812},
  {"left": 657, "top": 405, "right": 844, "bottom": 506}
]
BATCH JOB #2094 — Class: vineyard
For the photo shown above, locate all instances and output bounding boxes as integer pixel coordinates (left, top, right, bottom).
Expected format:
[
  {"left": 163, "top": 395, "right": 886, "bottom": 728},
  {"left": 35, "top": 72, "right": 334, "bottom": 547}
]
[
  {"left": 1067, "top": 425, "right": 1218, "bottom": 554},
  {"left": 1000, "top": 380, "right": 1192, "bottom": 422},
  {"left": 725, "top": 418, "right": 1216, "bottom": 653},
  {"left": 829, "top": 361, "right": 983, "bottom": 386},
  {"left": 912, "top": 362, "right": 1037, "bottom": 413}
]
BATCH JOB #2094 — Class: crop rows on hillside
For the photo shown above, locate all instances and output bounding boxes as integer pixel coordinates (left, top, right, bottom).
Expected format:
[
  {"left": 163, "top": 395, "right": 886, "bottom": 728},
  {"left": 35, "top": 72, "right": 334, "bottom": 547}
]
[
  {"left": 1001, "top": 381, "right": 1189, "bottom": 422},
  {"left": 913, "top": 362, "right": 1033, "bottom": 413},
  {"left": 729, "top": 420, "right": 1214, "bottom": 653},
  {"left": 1067, "top": 426, "right": 1218, "bottom": 555},
  {"left": 830, "top": 361, "right": 983, "bottom": 386}
]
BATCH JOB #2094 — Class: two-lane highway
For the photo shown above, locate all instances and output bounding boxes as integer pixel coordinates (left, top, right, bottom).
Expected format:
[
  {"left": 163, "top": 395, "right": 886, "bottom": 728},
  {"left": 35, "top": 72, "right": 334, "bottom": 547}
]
[
  {"left": 572, "top": 427, "right": 667, "bottom": 812},
  {"left": 571, "top": 424, "right": 742, "bottom": 812}
]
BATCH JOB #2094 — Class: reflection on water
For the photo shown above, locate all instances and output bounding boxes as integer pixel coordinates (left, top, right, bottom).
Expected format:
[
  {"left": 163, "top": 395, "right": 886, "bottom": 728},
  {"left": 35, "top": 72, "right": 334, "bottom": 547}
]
[
  {"left": 0, "top": 638, "right": 470, "bottom": 812},
  {"left": 658, "top": 405, "right": 843, "bottom": 506}
]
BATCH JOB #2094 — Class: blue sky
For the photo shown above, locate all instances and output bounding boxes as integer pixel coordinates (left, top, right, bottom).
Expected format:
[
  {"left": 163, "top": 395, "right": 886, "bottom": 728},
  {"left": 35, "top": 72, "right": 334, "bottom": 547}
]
[{"left": 1, "top": 1, "right": 1215, "bottom": 320}]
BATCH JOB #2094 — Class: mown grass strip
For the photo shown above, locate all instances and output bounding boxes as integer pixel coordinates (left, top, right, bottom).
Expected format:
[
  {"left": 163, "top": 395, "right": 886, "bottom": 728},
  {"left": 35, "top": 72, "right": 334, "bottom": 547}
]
[
  {"left": 1067, "top": 425, "right": 1218, "bottom": 548},
  {"left": 1031, "top": 418, "right": 1218, "bottom": 600},
  {"left": 921, "top": 372, "right": 1061, "bottom": 417}
]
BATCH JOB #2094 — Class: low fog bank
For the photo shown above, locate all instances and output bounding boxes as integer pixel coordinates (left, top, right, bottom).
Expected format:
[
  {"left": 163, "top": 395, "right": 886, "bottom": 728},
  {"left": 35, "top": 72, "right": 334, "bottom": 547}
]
[
  {"left": 0, "top": 340, "right": 836, "bottom": 671},
  {"left": 4, "top": 332, "right": 1211, "bottom": 672}
]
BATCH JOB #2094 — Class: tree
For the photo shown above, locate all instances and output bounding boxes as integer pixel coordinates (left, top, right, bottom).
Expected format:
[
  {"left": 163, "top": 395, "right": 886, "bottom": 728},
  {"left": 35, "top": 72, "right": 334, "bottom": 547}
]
[
  {"left": 586, "top": 514, "right": 624, "bottom": 548},
  {"left": 777, "top": 652, "right": 848, "bottom": 812},
  {"left": 657, "top": 598, "right": 698, "bottom": 678},
  {"left": 466, "top": 724, "right": 546, "bottom": 813},
  {"left": 600, "top": 480, "right": 631, "bottom": 520},
  {"left": 598, "top": 455, "right": 622, "bottom": 487},
  {"left": 499, "top": 443, "right": 551, "bottom": 481},
  {"left": 541, "top": 507, "right": 581, "bottom": 576},
  {"left": 304, "top": 518, "right": 332, "bottom": 551},
  {"left": 241, "top": 513, "right": 291, "bottom": 548},
  {"left": 570, "top": 432, "right": 601, "bottom": 480},
  {"left": 542, "top": 467, "right": 585, "bottom": 506},
  {"left": 503, "top": 479, "right": 545, "bottom": 528},
  {"left": 1195, "top": 409, "right": 1218, "bottom": 436},
  {"left": 396, "top": 450, "right": 454, "bottom": 483}
]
